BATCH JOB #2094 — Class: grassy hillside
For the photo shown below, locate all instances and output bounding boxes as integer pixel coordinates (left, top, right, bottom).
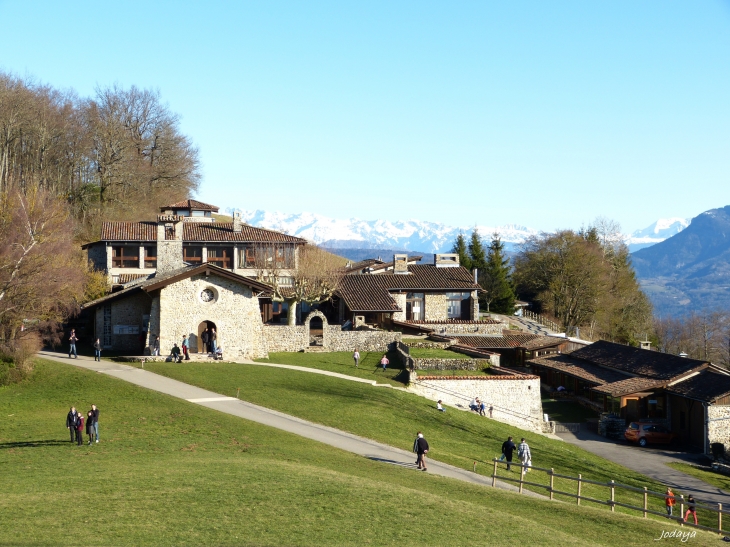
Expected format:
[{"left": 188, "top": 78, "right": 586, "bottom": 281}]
[
  {"left": 0, "top": 359, "right": 715, "bottom": 546},
  {"left": 145, "top": 361, "right": 719, "bottom": 529}
]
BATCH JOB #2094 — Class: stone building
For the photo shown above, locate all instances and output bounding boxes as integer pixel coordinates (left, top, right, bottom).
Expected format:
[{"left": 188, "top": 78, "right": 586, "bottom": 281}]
[
  {"left": 332, "top": 253, "right": 482, "bottom": 327},
  {"left": 81, "top": 263, "right": 272, "bottom": 359},
  {"left": 528, "top": 340, "right": 730, "bottom": 455}
]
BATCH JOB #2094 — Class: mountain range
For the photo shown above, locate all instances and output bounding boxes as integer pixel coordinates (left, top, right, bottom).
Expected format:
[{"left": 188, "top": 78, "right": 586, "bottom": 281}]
[{"left": 232, "top": 208, "right": 687, "bottom": 255}]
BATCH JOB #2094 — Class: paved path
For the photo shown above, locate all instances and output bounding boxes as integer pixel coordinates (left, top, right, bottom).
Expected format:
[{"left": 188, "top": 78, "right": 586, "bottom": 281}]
[
  {"left": 558, "top": 428, "right": 730, "bottom": 505},
  {"left": 37, "top": 351, "right": 539, "bottom": 497}
]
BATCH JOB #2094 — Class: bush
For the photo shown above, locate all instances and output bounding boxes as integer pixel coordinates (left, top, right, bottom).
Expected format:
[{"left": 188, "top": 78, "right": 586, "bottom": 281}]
[{"left": 0, "top": 334, "right": 41, "bottom": 385}]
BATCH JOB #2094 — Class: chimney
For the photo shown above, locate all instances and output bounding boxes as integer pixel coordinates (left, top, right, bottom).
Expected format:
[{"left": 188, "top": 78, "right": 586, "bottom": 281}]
[
  {"left": 233, "top": 211, "right": 242, "bottom": 233},
  {"left": 393, "top": 254, "right": 409, "bottom": 274},
  {"left": 639, "top": 340, "right": 651, "bottom": 351},
  {"left": 434, "top": 253, "right": 460, "bottom": 268},
  {"left": 473, "top": 268, "right": 478, "bottom": 283},
  {"left": 156, "top": 214, "right": 184, "bottom": 273}
]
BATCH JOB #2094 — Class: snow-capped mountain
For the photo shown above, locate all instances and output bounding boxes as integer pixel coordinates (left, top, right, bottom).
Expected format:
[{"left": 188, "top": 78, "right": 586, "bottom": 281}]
[
  {"left": 228, "top": 208, "right": 688, "bottom": 254},
  {"left": 231, "top": 209, "right": 537, "bottom": 253},
  {"left": 625, "top": 218, "right": 690, "bottom": 252}
]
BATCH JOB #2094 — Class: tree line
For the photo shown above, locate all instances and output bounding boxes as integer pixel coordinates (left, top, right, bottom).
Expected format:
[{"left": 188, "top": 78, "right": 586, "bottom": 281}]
[{"left": 0, "top": 71, "right": 200, "bottom": 380}]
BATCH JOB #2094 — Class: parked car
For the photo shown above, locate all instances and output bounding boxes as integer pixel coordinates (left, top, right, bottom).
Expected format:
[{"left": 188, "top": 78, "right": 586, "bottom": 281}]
[{"left": 624, "top": 422, "right": 677, "bottom": 447}]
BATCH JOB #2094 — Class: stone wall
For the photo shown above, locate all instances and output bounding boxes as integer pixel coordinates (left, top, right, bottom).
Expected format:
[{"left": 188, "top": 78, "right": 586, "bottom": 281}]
[
  {"left": 391, "top": 293, "right": 406, "bottom": 322},
  {"left": 708, "top": 405, "right": 730, "bottom": 455},
  {"left": 157, "top": 241, "right": 184, "bottom": 273},
  {"left": 422, "top": 321, "right": 506, "bottom": 335},
  {"left": 95, "top": 292, "right": 151, "bottom": 352},
  {"left": 412, "top": 357, "right": 490, "bottom": 371},
  {"left": 157, "top": 273, "right": 268, "bottom": 359},
  {"left": 409, "top": 375, "right": 543, "bottom": 432},
  {"left": 263, "top": 322, "right": 401, "bottom": 353},
  {"left": 86, "top": 243, "right": 108, "bottom": 274},
  {"left": 424, "top": 293, "right": 448, "bottom": 321}
]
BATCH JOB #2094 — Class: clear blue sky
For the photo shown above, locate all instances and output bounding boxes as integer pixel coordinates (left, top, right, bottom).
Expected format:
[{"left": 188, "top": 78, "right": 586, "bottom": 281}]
[{"left": 1, "top": 1, "right": 729, "bottom": 232}]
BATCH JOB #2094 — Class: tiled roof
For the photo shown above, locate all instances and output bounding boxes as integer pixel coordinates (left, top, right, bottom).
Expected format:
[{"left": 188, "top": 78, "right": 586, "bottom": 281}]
[
  {"left": 95, "top": 221, "right": 305, "bottom": 244},
  {"left": 162, "top": 199, "right": 219, "bottom": 211},
  {"left": 406, "top": 319, "right": 501, "bottom": 325},
  {"left": 337, "top": 265, "right": 480, "bottom": 312},
  {"left": 344, "top": 259, "right": 385, "bottom": 273},
  {"left": 591, "top": 377, "right": 666, "bottom": 397},
  {"left": 570, "top": 341, "right": 708, "bottom": 380},
  {"left": 666, "top": 370, "right": 730, "bottom": 403},
  {"left": 528, "top": 354, "right": 628, "bottom": 385},
  {"left": 114, "top": 273, "right": 150, "bottom": 285},
  {"left": 455, "top": 334, "right": 561, "bottom": 350}
]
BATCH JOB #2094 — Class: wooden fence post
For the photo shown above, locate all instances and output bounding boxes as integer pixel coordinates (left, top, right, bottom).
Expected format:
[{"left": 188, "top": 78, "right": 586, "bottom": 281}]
[
  {"left": 643, "top": 487, "right": 648, "bottom": 518},
  {"left": 492, "top": 459, "right": 497, "bottom": 488},
  {"left": 519, "top": 463, "right": 525, "bottom": 494},
  {"left": 717, "top": 503, "right": 722, "bottom": 534},
  {"left": 549, "top": 468, "right": 554, "bottom": 501},
  {"left": 680, "top": 495, "right": 684, "bottom": 526},
  {"left": 473, "top": 461, "right": 476, "bottom": 473},
  {"left": 577, "top": 474, "right": 581, "bottom": 505},
  {"left": 610, "top": 480, "right": 615, "bottom": 512}
]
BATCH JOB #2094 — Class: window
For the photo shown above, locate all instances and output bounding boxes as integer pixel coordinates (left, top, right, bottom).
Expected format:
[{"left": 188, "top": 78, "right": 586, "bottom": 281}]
[
  {"left": 446, "top": 292, "right": 471, "bottom": 319},
  {"left": 238, "top": 244, "right": 295, "bottom": 270},
  {"left": 207, "top": 246, "right": 233, "bottom": 269},
  {"left": 174, "top": 209, "right": 190, "bottom": 217},
  {"left": 111, "top": 246, "right": 139, "bottom": 268},
  {"left": 183, "top": 245, "right": 203, "bottom": 264},
  {"left": 240, "top": 245, "right": 256, "bottom": 268},
  {"left": 144, "top": 246, "right": 157, "bottom": 268},
  {"left": 406, "top": 292, "right": 424, "bottom": 321}
]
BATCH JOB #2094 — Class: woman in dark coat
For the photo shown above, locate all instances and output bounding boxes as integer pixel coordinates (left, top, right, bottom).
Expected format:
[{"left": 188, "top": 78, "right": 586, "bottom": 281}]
[
  {"left": 76, "top": 412, "right": 85, "bottom": 446},
  {"left": 85, "top": 410, "right": 95, "bottom": 445}
]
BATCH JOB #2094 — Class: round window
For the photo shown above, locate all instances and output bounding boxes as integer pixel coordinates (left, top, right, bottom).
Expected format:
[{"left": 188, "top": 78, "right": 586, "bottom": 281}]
[{"left": 200, "top": 288, "right": 216, "bottom": 303}]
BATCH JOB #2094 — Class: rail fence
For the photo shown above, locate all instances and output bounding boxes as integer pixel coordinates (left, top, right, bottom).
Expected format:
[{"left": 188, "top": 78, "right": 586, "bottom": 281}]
[{"left": 490, "top": 459, "right": 728, "bottom": 535}]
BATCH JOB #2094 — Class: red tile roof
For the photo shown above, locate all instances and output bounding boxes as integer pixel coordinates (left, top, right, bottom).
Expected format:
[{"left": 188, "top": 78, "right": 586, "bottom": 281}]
[
  {"left": 95, "top": 221, "right": 305, "bottom": 244},
  {"left": 455, "top": 334, "right": 562, "bottom": 349},
  {"left": 161, "top": 199, "right": 219, "bottom": 211},
  {"left": 591, "top": 377, "right": 666, "bottom": 397},
  {"left": 528, "top": 354, "right": 628, "bottom": 385}
]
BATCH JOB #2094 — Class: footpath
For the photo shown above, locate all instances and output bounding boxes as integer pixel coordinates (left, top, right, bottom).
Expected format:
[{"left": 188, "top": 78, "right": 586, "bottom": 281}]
[{"left": 37, "top": 351, "right": 540, "bottom": 497}]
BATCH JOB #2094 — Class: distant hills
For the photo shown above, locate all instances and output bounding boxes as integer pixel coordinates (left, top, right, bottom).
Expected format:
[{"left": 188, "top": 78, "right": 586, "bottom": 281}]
[{"left": 632, "top": 206, "right": 730, "bottom": 316}]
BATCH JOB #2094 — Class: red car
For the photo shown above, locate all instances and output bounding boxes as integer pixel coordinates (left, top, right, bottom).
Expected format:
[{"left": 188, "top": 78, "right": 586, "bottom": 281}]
[{"left": 624, "top": 422, "right": 677, "bottom": 447}]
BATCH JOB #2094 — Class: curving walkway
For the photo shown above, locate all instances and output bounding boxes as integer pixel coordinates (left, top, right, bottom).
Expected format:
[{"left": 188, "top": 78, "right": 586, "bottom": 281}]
[{"left": 36, "top": 351, "right": 540, "bottom": 497}]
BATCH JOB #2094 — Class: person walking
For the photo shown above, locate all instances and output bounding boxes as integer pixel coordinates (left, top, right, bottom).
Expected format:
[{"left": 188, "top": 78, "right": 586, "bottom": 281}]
[
  {"left": 380, "top": 354, "right": 389, "bottom": 372},
  {"left": 665, "top": 488, "right": 675, "bottom": 517},
  {"left": 93, "top": 338, "right": 102, "bottom": 361},
  {"left": 210, "top": 328, "right": 218, "bottom": 355},
  {"left": 479, "top": 400, "right": 486, "bottom": 416},
  {"left": 413, "top": 432, "right": 429, "bottom": 471},
  {"left": 489, "top": 405, "right": 493, "bottom": 418},
  {"left": 75, "top": 411, "right": 85, "bottom": 446},
  {"left": 91, "top": 404, "right": 100, "bottom": 443},
  {"left": 517, "top": 438, "right": 531, "bottom": 473},
  {"left": 684, "top": 495, "right": 698, "bottom": 525},
  {"left": 68, "top": 329, "right": 78, "bottom": 359},
  {"left": 182, "top": 335, "right": 190, "bottom": 361},
  {"left": 66, "top": 407, "right": 78, "bottom": 442},
  {"left": 86, "top": 410, "right": 96, "bottom": 445},
  {"left": 201, "top": 328, "right": 210, "bottom": 354},
  {"left": 353, "top": 349, "right": 360, "bottom": 368},
  {"left": 152, "top": 336, "right": 160, "bottom": 356},
  {"left": 501, "top": 436, "right": 517, "bottom": 471}
]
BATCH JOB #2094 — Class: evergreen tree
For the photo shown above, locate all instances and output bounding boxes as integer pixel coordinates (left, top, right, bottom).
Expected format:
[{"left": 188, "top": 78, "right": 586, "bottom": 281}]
[
  {"left": 450, "top": 232, "right": 472, "bottom": 270},
  {"left": 468, "top": 228, "right": 488, "bottom": 272},
  {"left": 482, "top": 233, "right": 516, "bottom": 314}
]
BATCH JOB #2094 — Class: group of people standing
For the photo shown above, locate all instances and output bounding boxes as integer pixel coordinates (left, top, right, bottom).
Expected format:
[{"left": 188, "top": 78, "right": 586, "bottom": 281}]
[
  {"left": 66, "top": 405, "right": 100, "bottom": 446},
  {"left": 165, "top": 327, "right": 222, "bottom": 363}
]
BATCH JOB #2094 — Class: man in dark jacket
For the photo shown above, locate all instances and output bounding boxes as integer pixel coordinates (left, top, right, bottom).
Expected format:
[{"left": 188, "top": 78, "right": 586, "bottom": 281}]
[
  {"left": 201, "top": 329, "right": 210, "bottom": 353},
  {"left": 66, "top": 407, "right": 77, "bottom": 442},
  {"left": 91, "top": 404, "right": 100, "bottom": 443},
  {"left": 501, "top": 436, "right": 517, "bottom": 471},
  {"left": 413, "top": 432, "right": 429, "bottom": 471}
]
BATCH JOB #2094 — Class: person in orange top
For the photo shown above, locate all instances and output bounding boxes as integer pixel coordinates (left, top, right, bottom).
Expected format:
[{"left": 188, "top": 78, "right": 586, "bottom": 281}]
[{"left": 665, "top": 488, "right": 676, "bottom": 517}]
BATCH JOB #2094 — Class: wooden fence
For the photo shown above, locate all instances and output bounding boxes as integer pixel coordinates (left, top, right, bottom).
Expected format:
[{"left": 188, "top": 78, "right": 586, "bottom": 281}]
[{"left": 491, "top": 459, "right": 728, "bottom": 535}]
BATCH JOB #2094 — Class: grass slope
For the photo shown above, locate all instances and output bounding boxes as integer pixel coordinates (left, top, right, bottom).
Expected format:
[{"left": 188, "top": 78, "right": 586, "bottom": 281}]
[
  {"left": 0, "top": 360, "right": 704, "bottom": 546},
  {"left": 145, "top": 361, "right": 719, "bottom": 529},
  {"left": 667, "top": 462, "right": 730, "bottom": 492}
]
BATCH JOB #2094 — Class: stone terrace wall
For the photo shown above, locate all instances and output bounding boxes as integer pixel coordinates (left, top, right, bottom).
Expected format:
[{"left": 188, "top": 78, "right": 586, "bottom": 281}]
[
  {"left": 412, "top": 357, "right": 490, "bottom": 371},
  {"left": 409, "top": 320, "right": 506, "bottom": 335},
  {"left": 708, "top": 405, "right": 730, "bottom": 455},
  {"left": 263, "top": 324, "right": 400, "bottom": 353},
  {"left": 409, "top": 375, "right": 543, "bottom": 432}
]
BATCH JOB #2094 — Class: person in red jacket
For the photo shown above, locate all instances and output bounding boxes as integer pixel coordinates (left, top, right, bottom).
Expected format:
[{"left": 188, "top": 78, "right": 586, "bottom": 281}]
[{"left": 75, "top": 412, "right": 85, "bottom": 446}]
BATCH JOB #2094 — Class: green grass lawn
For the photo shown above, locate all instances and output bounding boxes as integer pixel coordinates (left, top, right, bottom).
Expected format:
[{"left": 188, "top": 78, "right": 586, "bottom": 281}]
[
  {"left": 408, "top": 347, "right": 470, "bottom": 359},
  {"left": 667, "top": 462, "right": 730, "bottom": 492},
  {"left": 144, "top": 361, "right": 720, "bottom": 530},
  {"left": 0, "top": 359, "right": 709, "bottom": 546},
  {"left": 255, "top": 350, "right": 406, "bottom": 386},
  {"left": 542, "top": 397, "right": 601, "bottom": 423}
]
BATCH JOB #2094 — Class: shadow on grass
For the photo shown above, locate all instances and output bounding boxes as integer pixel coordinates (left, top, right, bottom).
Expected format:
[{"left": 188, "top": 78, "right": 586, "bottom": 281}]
[
  {"left": 366, "top": 456, "right": 419, "bottom": 469},
  {"left": 0, "top": 439, "right": 72, "bottom": 449}
]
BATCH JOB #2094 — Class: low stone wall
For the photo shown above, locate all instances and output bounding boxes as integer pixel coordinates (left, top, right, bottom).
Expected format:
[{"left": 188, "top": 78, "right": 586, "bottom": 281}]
[
  {"left": 409, "top": 375, "right": 543, "bottom": 432},
  {"left": 412, "top": 357, "right": 490, "bottom": 371},
  {"left": 405, "top": 341, "right": 451, "bottom": 349},
  {"left": 408, "top": 320, "right": 507, "bottom": 335},
  {"left": 708, "top": 405, "right": 730, "bottom": 455},
  {"left": 263, "top": 324, "right": 400, "bottom": 353}
]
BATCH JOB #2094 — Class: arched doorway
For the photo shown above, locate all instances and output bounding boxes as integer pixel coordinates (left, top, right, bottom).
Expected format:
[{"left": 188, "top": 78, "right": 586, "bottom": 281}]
[
  {"left": 304, "top": 311, "right": 328, "bottom": 349},
  {"left": 197, "top": 320, "right": 217, "bottom": 353}
]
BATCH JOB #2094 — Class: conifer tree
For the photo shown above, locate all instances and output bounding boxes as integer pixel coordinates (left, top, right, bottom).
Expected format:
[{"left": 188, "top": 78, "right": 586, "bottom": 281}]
[
  {"left": 450, "top": 232, "right": 472, "bottom": 270},
  {"left": 468, "top": 228, "right": 488, "bottom": 273},
  {"left": 483, "top": 233, "right": 516, "bottom": 314}
]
